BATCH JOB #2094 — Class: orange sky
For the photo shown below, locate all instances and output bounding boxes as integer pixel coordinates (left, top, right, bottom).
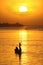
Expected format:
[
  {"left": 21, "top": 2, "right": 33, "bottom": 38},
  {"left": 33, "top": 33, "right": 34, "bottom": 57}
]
[{"left": 0, "top": 0, "right": 43, "bottom": 25}]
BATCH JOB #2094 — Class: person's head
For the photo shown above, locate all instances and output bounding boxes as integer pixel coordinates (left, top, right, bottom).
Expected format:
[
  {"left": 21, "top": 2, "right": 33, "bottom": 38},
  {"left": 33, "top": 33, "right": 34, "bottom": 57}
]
[
  {"left": 19, "top": 42, "right": 21, "bottom": 45},
  {"left": 19, "top": 43, "right": 21, "bottom": 48},
  {"left": 16, "top": 47, "right": 18, "bottom": 49}
]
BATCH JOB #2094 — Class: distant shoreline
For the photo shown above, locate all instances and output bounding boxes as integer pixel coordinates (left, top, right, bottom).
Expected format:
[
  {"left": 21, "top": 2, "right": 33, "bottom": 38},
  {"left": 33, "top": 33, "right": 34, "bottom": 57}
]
[
  {"left": 0, "top": 27, "right": 43, "bottom": 31},
  {"left": 0, "top": 23, "right": 43, "bottom": 30}
]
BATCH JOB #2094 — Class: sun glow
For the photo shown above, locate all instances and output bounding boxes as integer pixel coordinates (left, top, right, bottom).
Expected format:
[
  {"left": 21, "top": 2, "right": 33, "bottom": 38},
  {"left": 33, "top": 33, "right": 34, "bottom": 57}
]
[{"left": 19, "top": 6, "right": 28, "bottom": 12}]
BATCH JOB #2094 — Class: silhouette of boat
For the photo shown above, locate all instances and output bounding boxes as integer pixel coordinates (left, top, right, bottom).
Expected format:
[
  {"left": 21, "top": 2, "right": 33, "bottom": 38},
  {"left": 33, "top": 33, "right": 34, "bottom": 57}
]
[
  {"left": 15, "top": 43, "right": 22, "bottom": 55},
  {"left": 15, "top": 47, "right": 21, "bottom": 55}
]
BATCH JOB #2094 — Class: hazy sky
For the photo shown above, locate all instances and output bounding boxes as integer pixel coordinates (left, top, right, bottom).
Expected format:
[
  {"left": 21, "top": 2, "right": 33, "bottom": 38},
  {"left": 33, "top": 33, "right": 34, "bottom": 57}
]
[{"left": 0, "top": 0, "right": 43, "bottom": 25}]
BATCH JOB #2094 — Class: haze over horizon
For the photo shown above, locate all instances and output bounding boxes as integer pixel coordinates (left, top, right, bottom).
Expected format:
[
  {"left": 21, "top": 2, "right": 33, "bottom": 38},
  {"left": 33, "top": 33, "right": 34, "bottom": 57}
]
[{"left": 0, "top": 0, "right": 43, "bottom": 26}]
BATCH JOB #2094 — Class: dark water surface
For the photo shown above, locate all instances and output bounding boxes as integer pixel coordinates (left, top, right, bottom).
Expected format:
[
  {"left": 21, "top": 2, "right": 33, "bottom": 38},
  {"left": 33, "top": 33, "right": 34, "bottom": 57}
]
[{"left": 0, "top": 29, "right": 43, "bottom": 65}]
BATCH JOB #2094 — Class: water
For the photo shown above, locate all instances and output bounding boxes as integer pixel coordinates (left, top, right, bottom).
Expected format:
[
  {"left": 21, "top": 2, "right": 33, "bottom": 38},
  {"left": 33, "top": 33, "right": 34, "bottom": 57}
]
[{"left": 0, "top": 29, "right": 43, "bottom": 65}]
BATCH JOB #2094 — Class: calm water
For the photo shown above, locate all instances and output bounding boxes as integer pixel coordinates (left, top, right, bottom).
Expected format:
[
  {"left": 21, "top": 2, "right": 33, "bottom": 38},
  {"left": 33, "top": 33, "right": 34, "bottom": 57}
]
[{"left": 0, "top": 29, "right": 43, "bottom": 65}]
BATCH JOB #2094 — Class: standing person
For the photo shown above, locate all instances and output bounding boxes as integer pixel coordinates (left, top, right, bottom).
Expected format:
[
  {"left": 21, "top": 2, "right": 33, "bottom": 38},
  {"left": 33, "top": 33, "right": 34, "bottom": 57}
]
[
  {"left": 19, "top": 42, "right": 22, "bottom": 54},
  {"left": 19, "top": 42, "right": 21, "bottom": 48}
]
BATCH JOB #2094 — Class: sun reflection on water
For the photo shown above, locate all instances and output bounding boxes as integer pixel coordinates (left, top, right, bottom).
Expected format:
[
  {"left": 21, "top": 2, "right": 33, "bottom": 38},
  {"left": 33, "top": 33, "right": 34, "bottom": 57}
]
[
  {"left": 19, "top": 30, "right": 28, "bottom": 52},
  {"left": 19, "top": 30, "right": 27, "bottom": 41}
]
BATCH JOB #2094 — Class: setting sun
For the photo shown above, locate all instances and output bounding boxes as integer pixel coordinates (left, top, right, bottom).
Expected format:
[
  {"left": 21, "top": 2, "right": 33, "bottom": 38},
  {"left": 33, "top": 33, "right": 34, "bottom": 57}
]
[{"left": 19, "top": 6, "right": 28, "bottom": 12}]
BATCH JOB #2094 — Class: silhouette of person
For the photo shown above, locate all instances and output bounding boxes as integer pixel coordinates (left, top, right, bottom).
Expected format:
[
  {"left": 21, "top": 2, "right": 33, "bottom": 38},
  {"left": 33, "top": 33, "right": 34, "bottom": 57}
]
[
  {"left": 19, "top": 42, "right": 21, "bottom": 48},
  {"left": 15, "top": 46, "right": 18, "bottom": 53},
  {"left": 19, "top": 42, "right": 22, "bottom": 54}
]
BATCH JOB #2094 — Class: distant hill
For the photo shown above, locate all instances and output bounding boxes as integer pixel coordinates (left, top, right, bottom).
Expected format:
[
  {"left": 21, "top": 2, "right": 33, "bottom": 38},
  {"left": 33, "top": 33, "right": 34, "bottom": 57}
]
[
  {"left": 0, "top": 23, "right": 24, "bottom": 27},
  {"left": 0, "top": 23, "right": 43, "bottom": 30}
]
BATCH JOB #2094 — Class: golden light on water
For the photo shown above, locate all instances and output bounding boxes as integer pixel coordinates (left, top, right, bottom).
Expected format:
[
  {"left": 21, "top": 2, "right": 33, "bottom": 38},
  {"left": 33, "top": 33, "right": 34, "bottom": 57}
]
[
  {"left": 19, "top": 6, "right": 28, "bottom": 12},
  {"left": 19, "top": 30, "right": 27, "bottom": 41},
  {"left": 19, "top": 30, "right": 28, "bottom": 52}
]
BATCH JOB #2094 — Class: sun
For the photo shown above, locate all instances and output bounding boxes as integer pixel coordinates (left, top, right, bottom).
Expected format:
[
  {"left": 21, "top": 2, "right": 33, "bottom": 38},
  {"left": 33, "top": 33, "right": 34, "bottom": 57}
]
[{"left": 19, "top": 6, "right": 28, "bottom": 12}]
